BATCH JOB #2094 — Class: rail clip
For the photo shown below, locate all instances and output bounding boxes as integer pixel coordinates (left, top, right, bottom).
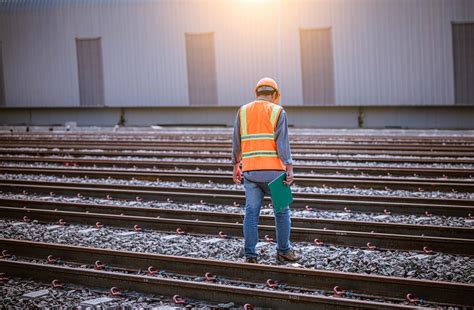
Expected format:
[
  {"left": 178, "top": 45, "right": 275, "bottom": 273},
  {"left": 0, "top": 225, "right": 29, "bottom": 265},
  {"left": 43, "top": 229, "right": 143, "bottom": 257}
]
[
  {"left": 110, "top": 287, "right": 121, "bottom": 296},
  {"left": 204, "top": 272, "right": 216, "bottom": 282},
  {"left": 173, "top": 294, "right": 185, "bottom": 305},
  {"left": 333, "top": 286, "right": 344, "bottom": 296},
  {"left": 51, "top": 279, "right": 64, "bottom": 289}
]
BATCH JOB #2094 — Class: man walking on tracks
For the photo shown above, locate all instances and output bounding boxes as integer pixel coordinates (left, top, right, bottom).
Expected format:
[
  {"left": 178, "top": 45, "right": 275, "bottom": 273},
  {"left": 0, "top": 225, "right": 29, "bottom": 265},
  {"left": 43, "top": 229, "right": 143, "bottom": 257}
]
[{"left": 232, "top": 77, "right": 299, "bottom": 264}]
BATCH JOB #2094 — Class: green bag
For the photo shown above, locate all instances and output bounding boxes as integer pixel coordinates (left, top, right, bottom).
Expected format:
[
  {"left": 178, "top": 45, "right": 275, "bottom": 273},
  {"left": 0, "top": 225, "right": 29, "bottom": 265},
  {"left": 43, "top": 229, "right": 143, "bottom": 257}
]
[{"left": 268, "top": 172, "right": 293, "bottom": 214}]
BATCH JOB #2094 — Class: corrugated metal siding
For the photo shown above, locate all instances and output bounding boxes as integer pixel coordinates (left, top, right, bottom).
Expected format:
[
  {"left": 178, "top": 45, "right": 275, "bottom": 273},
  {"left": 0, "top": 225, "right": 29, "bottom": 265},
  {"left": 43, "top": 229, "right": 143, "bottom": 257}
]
[
  {"left": 452, "top": 23, "right": 474, "bottom": 104},
  {"left": 0, "top": 0, "right": 474, "bottom": 107}
]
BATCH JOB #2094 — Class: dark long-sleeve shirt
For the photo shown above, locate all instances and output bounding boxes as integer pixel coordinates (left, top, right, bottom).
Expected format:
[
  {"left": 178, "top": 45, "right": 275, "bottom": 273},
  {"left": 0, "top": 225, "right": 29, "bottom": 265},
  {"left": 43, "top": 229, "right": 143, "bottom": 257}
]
[{"left": 232, "top": 103, "right": 293, "bottom": 183}]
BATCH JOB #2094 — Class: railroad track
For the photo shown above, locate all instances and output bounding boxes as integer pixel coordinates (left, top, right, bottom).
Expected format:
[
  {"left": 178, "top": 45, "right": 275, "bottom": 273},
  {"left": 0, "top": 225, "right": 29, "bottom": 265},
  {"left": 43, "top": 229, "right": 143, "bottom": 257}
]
[
  {"left": 1, "top": 198, "right": 472, "bottom": 255},
  {"left": 2, "top": 156, "right": 474, "bottom": 179},
  {"left": 4, "top": 144, "right": 474, "bottom": 157},
  {"left": 2, "top": 137, "right": 474, "bottom": 151},
  {"left": 1, "top": 180, "right": 473, "bottom": 216},
  {"left": 1, "top": 197, "right": 470, "bottom": 239},
  {"left": 2, "top": 167, "right": 473, "bottom": 192},
  {"left": 2, "top": 148, "right": 474, "bottom": 165},
  {"left": 2, "top": 239, "right": 472, "bottom": 308}
]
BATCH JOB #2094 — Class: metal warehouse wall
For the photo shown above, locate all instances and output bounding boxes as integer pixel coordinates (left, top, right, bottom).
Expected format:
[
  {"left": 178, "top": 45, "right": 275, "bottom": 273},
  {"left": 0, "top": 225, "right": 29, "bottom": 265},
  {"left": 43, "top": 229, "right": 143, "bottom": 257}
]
[{"left": 0, "top": 0, "right": 473, "bottom": 108}]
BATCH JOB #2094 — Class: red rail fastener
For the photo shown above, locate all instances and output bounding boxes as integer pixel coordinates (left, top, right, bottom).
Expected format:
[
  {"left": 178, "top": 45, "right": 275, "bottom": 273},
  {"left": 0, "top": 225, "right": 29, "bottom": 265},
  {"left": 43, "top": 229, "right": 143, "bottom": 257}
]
[
  {"left": 176, "top": 228, "right": 186, "bottom": 235},
  {"left": 147, "top": 266, "right": 158, "bottom": 276},
  {"left": 314, "top": 239, "right": 324, "bottom": 246},
  {"left": 22, "top": 216, "right": 31, "bottom": 222},
  {"left": 204, "top": 272, "right": 216, "bottom": 282},
  {"left": 94, "top": 260, "right": 105, "bottom": 270},
  {"left": 406, "top": 293, "right": 418, "bottom": 304},
  {"left": 422, "top": 246, "right": 433, "bottom": 255},
  {"left": 173, "top": 294, "right": 185, "bottom": 305},
  {"left": 266, "top": 279, "right": 278, "bottom": 288},
  {"left": 135, "top": 196, "right": 142, "bottom": 202},
  {"left": 424, "top": 211, "right": 432, "bottom": 217},
  {"left": 47, "top": 255, "right": 57, "bottom": 264},
  {"left": 264, "top": 235, "right": 274, "bottom": 243},
  {"left": 106, "top": 195, "right": 112, "bottom": 200},
  {"left": 95, "top": 222, "right": 104, "bottom": 229},
  {"left": 110, "top": 287, "right": 121, "bottom": 297},
  {"left": 1, "top": 250, "right": 11, "bottom": 258},
  {"left": 367, "top": 242, "right": 376, "bottom": 250},
  {"left": 133, "top": 224, "right": 142, "bottom": 232},
  {"left": 58, "top": 218, "right": 66, "bottom": 226},
  {"left": 305, "top": 205, "right": 313, "bottom": 211},
  {"left": 51, "top": 279, "right": 64, "bottom": 289},
  {"left": 333, "top": 286, "right": 344, "bottom": 296},
  {"left": 243, "top": 304, "right": 254, "bottom": 310},
  {"left": 383, "top": 209, "right": 391, "bottom": 215},
  {"left": 218, "top": 231, "right": 227, "bottom": 239},
  {"left": 344, "top": 207, "right": 351, "bottom": 213}
]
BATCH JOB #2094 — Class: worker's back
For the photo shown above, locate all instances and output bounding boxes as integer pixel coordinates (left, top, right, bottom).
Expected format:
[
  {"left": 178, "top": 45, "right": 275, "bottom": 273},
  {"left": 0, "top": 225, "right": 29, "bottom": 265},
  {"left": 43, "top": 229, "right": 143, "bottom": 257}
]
[{"left": 239, "top": 99, "right": 285, "bottom": 172}]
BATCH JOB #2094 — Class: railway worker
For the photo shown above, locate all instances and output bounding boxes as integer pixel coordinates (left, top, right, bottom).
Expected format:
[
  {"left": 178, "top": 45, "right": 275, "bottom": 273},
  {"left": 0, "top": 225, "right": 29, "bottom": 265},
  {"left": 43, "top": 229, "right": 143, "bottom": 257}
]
[{"left": 232, "top": 77, "right": 299, "bottom": 264}]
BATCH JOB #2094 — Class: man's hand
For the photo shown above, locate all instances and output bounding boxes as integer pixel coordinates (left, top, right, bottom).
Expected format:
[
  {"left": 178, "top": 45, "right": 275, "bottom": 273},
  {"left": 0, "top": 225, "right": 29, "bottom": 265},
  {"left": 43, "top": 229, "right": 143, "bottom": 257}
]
[
  {"left": 233, "top": 164, "right": 242, "bottom": 184},
  {"left": 284, "top": 164, "right": 294, "bottom": 186}
]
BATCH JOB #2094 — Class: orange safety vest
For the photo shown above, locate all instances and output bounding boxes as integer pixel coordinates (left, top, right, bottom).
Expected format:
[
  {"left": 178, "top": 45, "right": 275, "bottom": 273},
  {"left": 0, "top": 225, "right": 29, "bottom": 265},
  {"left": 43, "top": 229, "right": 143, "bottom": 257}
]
[{"left": 239, "top": 100, "right": 286, "bottom": 171}]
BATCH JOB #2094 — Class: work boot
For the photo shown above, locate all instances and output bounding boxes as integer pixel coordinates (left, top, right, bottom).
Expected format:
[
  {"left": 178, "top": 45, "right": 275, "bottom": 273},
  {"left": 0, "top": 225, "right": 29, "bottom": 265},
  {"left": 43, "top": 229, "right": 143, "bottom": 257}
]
[
  {"left": 245, "top": 257, "right": 258, "bottom": 264},
  {"left": 276, "top": 250, "right": 300, "bottom": 262}
]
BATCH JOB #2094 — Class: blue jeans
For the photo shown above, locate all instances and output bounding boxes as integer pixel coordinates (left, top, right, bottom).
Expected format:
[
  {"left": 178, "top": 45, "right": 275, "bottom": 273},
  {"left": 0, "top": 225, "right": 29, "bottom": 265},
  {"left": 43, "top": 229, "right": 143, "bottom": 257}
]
[{"left": 243, "top": 177, "right": 292, "bottom": 258}]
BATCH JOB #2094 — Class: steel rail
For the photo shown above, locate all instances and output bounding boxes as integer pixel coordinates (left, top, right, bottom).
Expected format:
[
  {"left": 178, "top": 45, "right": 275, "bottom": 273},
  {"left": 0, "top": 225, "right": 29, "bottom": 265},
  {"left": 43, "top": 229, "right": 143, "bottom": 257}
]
[
  {"left": 1, "top": 166, "right": 473, "bottom": 192},
  {"left": 0, "top": 260, "right": 414, "bottom": 309},
  {"left": 3, "top": 131, "right": 474, "bottom": 142},
  {"left": 2, "top": 148, "right": 474, "bottom": 164},
  {"left": 0, "top": 181, "right": 472, "bottom": 217},
  {"left": 1, "top": 197, "right": 471, "bottom": 239},
  {"left": 2, "top": 138, "right": 474, "bottom": 151},
  {"left": 4, "top": 143, "right": 474, "bottom": 156},
  {"left": 1, "top": 206, "right": 473, "bottom": 255},
  {"left": 0, "top": 177, "right": 472, "bottom": 207},
  {"left": 2, "top": 156, "right": 473, "bottom": 179},
  {"left": 1, "top": 239, "right": 472, "bottom": 307}
]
